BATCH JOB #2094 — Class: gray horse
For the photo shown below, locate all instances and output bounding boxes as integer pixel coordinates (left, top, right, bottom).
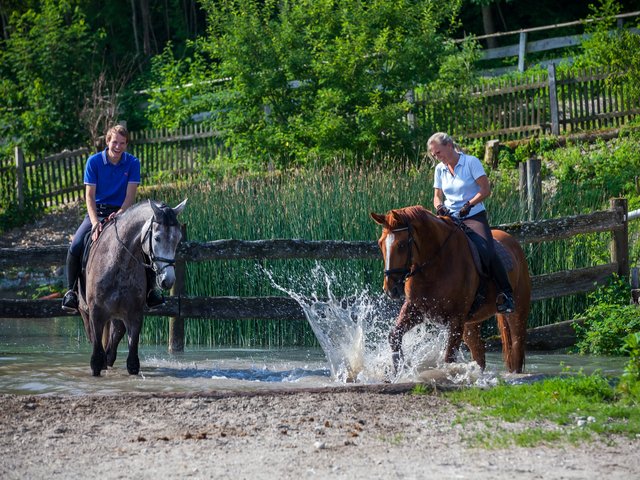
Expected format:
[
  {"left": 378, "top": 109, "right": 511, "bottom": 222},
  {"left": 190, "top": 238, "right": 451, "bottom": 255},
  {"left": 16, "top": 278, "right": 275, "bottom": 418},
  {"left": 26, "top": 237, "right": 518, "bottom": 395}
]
[{"left": 78, "top": 199, "right": 187, "bottom": 376}]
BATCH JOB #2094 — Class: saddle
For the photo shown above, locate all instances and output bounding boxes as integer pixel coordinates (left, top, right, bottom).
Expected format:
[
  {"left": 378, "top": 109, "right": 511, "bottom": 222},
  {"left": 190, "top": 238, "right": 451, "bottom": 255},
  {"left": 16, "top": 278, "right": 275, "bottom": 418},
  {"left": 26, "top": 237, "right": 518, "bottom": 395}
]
[
  {"left": 461, "top": 224, "right": 514, "bottom": 317},
  {"left": 465, "top": 236, "right": 514, "bottom": 277},
  {"left": 79, "top": 216, "right": 115, "bottom": 301}
]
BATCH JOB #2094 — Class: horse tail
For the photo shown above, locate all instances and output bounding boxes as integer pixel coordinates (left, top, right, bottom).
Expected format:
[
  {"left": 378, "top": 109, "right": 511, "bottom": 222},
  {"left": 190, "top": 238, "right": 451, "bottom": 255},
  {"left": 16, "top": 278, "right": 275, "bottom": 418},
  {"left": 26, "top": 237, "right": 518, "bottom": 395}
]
[
  {"left": 102, "top": 321, "right": 111, "bottom": 351},
  {"left": 496, "top": 313, "right": 514, "bottom": 371}
]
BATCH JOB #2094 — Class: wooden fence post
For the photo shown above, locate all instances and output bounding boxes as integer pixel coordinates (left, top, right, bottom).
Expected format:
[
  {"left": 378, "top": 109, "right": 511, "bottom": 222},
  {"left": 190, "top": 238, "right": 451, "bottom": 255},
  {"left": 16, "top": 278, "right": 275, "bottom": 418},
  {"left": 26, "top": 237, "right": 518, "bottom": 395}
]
[
  {"left": 14, "top": 146, "right": 25, "bottom": 211},
  {"left": 610, "top": 197, "right": 629, "bottom": 280},
  {"left": 169, "top": 223, "right": 187, "bottom": 353},
  {"left": 526, "top": 157, "right": 542, "bottom": 220},
  {"left": 519, "top": 161, "right": 528, "bottom": 214},
  {"left": 405, "top": 89, "right": 416, "bottom": 131},
  {"left": 548, "top": 63, "right": 560, "bottom": 135},
  {"left": 484, "top": 139, "right": 500, "bottom": 169},
  {"left": 518, "top": 32, "right": 527, "bottom": 73}
]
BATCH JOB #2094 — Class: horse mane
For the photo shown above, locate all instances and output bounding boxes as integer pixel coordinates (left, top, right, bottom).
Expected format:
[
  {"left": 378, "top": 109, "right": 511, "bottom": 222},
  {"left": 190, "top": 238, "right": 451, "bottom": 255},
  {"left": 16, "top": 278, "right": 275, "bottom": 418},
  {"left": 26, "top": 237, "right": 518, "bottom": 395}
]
[
  {"left": 388, "top": 205, "right": 434, "bottom": 229},
  {"left": 121, "top": 200, "right": 179, "bottom": 226}
]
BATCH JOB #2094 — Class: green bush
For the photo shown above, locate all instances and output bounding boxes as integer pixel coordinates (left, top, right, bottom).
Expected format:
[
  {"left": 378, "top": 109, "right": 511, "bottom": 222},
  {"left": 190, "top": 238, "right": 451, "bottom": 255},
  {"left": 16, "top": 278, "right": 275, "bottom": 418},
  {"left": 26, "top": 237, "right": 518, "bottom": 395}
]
[
  {"left": 575, "top": 276, "right": 640, "bottom": 355},
  {"left": 147, "top": 0, "right": 468, "bottom": 167}
]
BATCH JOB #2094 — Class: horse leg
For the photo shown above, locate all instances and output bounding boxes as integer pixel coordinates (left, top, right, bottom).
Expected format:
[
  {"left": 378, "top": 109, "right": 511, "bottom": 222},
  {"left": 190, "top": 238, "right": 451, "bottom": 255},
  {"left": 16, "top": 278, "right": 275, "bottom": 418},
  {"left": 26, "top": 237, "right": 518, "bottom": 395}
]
[
  {"left": 389, "top": 302, "right": 422, "bottom": 374},
  {"left": 125, "top": 317, "right": 143, "bottom": 375},
  {"left": 90, "top": 314, "right": 108, "bottom": 377},
  {"left": 444, "top": 321, "right": 464, "bottom": 364},
  {"left": 463, "top": 322, "right": 486, "bottom": 369},
  {"left": 105, "top": 320, "right": 126, "bottom": 367}
]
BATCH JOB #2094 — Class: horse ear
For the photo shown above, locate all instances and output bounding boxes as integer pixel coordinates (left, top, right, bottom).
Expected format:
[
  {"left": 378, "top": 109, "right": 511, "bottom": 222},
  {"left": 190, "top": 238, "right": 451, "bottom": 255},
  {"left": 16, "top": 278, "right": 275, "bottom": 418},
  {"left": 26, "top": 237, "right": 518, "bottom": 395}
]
[
  {"left": 370, "top": 212, "right": 387, "bottom": 226},
  {"left": 149, "top": 199, "right": 163, "bottom": 219},
  {"left": 173, "top": 198, "right": 188, "bottom": 216}
]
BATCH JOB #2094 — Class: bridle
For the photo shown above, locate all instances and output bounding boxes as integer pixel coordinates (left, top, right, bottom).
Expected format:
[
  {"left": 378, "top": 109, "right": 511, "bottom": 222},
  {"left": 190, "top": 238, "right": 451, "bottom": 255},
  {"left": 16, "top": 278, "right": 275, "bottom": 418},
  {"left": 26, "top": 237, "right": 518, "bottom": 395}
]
[
  {"left": 384, "top": 219, "right": 456, "bottom": 287},
  {"left": 112, "top": 215, "right": 178, "bottom": 274},
  {"left": 141, "top": 219, "right": 178, "bottom": 274}
]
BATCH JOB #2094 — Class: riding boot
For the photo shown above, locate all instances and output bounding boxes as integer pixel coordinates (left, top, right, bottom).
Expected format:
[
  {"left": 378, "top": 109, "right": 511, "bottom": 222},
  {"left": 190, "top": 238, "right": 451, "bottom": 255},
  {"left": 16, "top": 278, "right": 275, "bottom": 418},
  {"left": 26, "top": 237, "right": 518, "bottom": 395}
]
[
  {"left": 490, "top": 254, "right": 515, "bottom": 313},
  {"left": 61, "top": 251, "right": 81, "bottom": 312},
  {"left": 145, "top": 267, "right": 165, "bottom": 308}
]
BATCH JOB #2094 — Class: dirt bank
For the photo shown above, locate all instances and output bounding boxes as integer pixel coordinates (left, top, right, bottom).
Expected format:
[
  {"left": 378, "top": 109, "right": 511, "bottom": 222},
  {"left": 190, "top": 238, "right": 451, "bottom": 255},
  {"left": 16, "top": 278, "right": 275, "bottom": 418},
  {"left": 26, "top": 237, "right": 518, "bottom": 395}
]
[{"left": 1, "top": 388, "right": 639, "bottom": 480}]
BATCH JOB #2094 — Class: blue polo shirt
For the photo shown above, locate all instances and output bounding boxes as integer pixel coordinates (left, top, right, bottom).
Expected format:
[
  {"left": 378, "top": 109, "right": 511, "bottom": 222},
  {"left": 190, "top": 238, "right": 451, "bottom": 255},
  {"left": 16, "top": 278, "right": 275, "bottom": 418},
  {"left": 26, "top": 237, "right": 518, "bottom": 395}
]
[
  {"left": 433, "top": 152, "right": 487, "bottom": 217},
  {"left": 83, "top": 149, "right": 141, "bottom": 206}
]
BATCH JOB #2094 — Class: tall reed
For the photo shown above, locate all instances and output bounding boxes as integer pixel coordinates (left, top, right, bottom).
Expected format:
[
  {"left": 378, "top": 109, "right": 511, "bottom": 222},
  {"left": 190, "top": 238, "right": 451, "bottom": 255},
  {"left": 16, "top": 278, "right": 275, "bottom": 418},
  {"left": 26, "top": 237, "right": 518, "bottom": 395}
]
[{"left": 141, "top": 156, "right": 625, "bottom": 346}]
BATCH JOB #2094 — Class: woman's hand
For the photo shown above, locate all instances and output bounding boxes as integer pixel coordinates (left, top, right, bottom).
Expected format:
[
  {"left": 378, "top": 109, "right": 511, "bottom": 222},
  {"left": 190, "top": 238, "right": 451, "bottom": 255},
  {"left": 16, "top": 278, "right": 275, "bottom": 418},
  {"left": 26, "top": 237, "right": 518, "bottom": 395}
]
[
  {"left": 436, "top": 204, "right": 451, "bottom": 216},
  {"left": 459, "top": 201, "right": 472, "bottom": 218}
]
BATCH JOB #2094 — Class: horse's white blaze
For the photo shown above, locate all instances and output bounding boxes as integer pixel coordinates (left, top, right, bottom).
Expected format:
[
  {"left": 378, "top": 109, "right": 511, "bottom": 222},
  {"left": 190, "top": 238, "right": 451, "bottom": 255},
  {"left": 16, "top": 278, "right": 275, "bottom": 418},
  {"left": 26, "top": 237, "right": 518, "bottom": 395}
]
[
  {"left": 152, "top": 225, "right": 182, "bottom": 289},
  {"left": 384, "top": 232, "right": 395, "bottom": 271}
]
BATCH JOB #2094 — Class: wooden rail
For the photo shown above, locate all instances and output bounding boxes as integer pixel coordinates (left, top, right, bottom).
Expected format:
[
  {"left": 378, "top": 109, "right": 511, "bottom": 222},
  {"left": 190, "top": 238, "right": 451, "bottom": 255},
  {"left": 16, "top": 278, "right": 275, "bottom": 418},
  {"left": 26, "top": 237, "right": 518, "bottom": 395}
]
[{"left": 0, "top": 199, "right": 629, "bottom": 327}]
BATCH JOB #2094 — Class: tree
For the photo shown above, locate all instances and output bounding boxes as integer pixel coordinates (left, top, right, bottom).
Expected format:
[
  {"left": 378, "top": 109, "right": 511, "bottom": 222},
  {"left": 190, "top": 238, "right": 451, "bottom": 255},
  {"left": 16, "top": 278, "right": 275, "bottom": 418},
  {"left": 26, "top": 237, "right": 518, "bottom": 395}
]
[
  {"left": 148, "top": 0, "right": 465, "bottom": 167},
  {"left": 0, "top": 0, "right": 104, "bottom": 153},
  {"left": 576, "top": 0, "right": 640, "bottom": 99}
]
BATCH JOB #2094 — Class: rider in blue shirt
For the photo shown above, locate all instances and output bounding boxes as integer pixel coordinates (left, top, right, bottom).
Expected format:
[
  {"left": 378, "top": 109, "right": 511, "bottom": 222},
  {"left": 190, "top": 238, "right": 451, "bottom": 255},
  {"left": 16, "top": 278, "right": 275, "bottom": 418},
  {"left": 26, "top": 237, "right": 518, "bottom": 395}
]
[
  {"left": 430, "top": 132, "right": 515, "bottom": 314},
  {"left": 62, "top": 125, "right": 164, "bottom": 312}
]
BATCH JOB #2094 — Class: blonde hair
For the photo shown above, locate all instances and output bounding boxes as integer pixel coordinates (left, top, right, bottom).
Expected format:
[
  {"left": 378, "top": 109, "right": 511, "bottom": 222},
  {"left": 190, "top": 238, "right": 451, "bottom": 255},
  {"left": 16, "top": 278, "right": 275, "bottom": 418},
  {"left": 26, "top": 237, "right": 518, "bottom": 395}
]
[
  {"left": 427, "top": 132, "right": 463, "bottom": 155},
  {"left": 105, "top": 124, "right": 129, "bottom": 143}
]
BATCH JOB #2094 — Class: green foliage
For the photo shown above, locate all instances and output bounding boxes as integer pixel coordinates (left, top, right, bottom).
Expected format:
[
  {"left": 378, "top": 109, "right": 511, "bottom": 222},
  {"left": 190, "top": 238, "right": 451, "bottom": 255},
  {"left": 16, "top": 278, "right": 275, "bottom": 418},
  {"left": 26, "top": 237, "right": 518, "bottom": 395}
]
[
  {"left": 148, "top": 0, "right": 465, "bottom": 167},
  {"left": 443, "top": 373, "right": 640, "bottom": 447},
  {"left": 0, "top": 0, "right": 104, "bottom": 153},
  {"left": 146, "top": 39, "right": 219, "bottom": 130},
  {"left": 574, "top": 276, "right": 640, "bottom": 356},
  {"left": 576, "top": 0, "right": 640, "bottom": 100},
  {"left": 617, "top": 332, "right": 640, "bottom": 398}
]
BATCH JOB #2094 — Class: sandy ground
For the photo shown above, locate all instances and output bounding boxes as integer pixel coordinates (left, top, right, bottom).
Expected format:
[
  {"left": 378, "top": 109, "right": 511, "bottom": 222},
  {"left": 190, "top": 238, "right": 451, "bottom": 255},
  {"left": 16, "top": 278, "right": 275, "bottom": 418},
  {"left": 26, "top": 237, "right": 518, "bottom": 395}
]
[{"left": 1, "top": 387, "right": 639, "bottom": 480}]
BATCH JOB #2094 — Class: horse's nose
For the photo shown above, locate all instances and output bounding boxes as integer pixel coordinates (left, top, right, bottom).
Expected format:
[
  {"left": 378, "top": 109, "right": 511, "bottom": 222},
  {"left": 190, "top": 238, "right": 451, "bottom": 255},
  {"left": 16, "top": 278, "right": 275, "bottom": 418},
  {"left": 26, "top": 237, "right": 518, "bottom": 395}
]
[
  {"left": 385, "top": 283, "right": 403, "bottom": 300},
  {"left": 158, "top": 269, "right": 176, "bottom": 290},
  {"left": 160, "top": 277, "right": 175, "bottom": 290}
]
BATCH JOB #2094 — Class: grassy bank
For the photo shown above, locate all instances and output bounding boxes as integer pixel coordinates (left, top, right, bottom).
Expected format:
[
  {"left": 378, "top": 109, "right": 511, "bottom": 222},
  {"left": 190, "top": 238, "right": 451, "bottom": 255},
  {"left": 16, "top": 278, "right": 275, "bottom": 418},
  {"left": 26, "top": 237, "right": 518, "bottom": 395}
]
[{"left": 435, "top": 372, "right": 640, "bottom": 447}]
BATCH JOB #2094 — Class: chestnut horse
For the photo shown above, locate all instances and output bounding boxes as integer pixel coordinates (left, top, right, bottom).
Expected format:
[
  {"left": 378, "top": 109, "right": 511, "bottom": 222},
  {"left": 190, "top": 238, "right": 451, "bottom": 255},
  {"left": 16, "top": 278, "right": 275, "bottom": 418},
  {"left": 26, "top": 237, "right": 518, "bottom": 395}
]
[{"left": 370, "top": 205, "right": 530, "bottom": 374}]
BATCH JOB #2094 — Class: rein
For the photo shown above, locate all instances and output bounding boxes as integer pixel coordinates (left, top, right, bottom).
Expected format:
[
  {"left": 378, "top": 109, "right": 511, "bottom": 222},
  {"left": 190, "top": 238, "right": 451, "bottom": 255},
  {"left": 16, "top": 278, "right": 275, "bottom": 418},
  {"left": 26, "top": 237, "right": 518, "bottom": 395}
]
[
  {"left": 113, "top": 216, "right": 177, "bottom": 274},
  {"left": 384, "top": 218, "right": 457, "bottom": 284}
]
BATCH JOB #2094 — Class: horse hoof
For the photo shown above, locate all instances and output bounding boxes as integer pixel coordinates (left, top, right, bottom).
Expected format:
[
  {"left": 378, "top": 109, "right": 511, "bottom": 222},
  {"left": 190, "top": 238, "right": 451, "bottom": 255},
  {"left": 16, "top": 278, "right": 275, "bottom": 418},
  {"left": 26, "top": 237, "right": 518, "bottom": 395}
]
[
  {"left": 92, "top": 370, "right": 101, "bottom": 377},
  {"left": 127, "top": 358, "right": 140, "bottom": 375}
]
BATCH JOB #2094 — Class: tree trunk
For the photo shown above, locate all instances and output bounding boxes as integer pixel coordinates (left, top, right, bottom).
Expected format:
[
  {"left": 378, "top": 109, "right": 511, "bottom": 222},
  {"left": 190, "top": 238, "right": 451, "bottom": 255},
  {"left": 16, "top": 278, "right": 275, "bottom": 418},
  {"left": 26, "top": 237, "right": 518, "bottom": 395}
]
[
  {"left": 481, "top": 5, "right": 498, "bottom": 49},
  {"left": 139, "top": 0, "right": 156, "bottom": 55},
  {"left": 130, "top": 0, "right": 140, "bottom": 57}
]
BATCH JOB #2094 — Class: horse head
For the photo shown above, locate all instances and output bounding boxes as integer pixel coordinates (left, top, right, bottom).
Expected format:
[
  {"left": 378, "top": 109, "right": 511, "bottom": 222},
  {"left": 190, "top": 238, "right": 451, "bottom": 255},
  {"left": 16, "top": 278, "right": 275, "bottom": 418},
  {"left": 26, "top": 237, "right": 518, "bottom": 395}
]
[
  {"left": 141, "top": 199, "right": 188, "bottom": 290},
  {"left": 371, "top": 205, "right": 449, "bottom": 300},
  {"left": 370, "top": 208, "right": 418, "bottom": 299}
]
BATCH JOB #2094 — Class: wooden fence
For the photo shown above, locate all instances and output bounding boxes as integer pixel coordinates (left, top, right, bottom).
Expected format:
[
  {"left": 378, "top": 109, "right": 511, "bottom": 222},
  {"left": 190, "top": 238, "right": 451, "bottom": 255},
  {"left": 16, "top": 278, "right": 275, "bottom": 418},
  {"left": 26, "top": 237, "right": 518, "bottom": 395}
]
[
  {"left": 415, "top": 65, "right": 640, "bottom": 142},
  {"left": 0, "top": 198, "right": 629, "bottom": 351},
  {"left": 1, "top": 124, "right": 225, "bottom": 210},
  {"left": 128, "top": 124, "right": 226, "bottom": 178},
  {"left": 459, "top": 11, "right": 640, "bottom": 76}
]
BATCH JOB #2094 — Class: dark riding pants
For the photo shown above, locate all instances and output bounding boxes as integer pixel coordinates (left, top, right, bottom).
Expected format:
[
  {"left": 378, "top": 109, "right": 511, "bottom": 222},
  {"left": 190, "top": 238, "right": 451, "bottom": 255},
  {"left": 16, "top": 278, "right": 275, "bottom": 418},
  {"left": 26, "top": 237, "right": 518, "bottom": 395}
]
[
  {"left": 66, "top": 204, "right": 119, "bottom": 290},
  {"left": 462, "top": 211, "right": 513, "bottom": 295}
]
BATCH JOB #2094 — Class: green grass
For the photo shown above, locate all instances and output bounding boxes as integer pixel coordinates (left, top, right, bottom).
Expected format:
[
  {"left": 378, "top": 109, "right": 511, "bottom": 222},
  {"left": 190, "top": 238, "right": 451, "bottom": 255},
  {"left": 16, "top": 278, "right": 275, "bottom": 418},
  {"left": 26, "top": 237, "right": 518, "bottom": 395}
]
[{"left": 431, "top": 373, "right": 640, "bottom": 448}]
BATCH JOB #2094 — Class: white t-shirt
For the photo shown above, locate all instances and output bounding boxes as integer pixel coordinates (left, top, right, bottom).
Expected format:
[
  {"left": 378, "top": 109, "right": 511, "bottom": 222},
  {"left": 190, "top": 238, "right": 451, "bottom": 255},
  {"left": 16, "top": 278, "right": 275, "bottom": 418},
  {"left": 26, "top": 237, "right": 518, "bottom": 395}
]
[{"left": 433, "top": 152, "right": 487, "bottom": 217}]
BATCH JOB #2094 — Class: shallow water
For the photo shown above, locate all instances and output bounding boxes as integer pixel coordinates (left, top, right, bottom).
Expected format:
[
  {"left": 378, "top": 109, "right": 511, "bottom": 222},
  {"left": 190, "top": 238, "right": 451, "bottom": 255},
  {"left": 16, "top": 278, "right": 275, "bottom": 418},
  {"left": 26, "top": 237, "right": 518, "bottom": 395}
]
[
  {"left": 0, "top": 315, "right": 628, "bottom": 397},
  {"left": 0, "top": 265, "right": 629, "bottom": 396}
]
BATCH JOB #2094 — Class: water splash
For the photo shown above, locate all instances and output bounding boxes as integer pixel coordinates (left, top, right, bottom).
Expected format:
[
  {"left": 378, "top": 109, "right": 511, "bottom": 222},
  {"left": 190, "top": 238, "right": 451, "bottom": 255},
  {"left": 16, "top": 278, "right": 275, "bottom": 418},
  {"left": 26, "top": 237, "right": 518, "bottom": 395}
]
[{"left": 263, "top": 264, "right": 498, "bottom": 387}]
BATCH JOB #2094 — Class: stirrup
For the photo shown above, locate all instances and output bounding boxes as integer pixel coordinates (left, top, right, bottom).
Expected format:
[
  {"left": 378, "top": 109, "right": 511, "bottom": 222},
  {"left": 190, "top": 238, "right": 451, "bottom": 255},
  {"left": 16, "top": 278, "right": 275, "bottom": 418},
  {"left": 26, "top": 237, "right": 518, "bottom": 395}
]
[
  {"left": 496, "top": 292, "right": 515, "bottom": 313},
  {"left": 61, "top": 290, "right": 79, "bottom": 313}
]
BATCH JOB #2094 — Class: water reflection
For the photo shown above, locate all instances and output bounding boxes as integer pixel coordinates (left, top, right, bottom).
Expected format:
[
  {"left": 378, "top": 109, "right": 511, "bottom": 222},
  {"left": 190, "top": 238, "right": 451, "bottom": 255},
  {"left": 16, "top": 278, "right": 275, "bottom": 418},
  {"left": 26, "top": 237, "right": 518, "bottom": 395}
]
[{"left": 0, "top": 312, "right": 629, "bottom": 397}]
